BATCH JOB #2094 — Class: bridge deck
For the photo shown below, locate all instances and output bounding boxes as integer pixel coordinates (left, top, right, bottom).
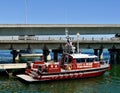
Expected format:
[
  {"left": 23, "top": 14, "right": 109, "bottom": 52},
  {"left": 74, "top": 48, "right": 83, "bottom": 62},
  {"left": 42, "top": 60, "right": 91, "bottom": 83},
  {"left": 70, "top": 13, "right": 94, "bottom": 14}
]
[{"left": 0, "top": 37, "right": 119, "bottom": 49}]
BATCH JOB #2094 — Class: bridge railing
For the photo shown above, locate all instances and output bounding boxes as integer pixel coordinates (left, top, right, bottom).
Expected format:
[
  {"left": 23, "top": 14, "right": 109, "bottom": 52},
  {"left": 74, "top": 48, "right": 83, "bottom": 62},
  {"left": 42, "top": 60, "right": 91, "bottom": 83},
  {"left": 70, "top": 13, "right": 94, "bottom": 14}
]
[{"left": 0, "top": 36, "right": 117, "bottom": 41}]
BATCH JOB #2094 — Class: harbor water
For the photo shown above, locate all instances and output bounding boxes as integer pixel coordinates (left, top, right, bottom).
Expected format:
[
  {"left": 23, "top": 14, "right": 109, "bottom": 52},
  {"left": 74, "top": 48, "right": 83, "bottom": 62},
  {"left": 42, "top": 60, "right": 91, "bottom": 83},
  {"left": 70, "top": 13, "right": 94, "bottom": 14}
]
[
  {"left": 0, "top": 65, "right": 120, "bottom": 93},
  {"left": 0, "top": 49, "right": 120, "bottom": 93}
]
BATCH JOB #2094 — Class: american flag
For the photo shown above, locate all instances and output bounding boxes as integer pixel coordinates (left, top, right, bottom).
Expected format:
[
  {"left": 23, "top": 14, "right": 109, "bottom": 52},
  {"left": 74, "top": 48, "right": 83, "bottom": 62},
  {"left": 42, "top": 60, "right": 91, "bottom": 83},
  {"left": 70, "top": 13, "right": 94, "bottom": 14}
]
[{"left": 66, "top": 36, "right": 72, "bottom": 46}]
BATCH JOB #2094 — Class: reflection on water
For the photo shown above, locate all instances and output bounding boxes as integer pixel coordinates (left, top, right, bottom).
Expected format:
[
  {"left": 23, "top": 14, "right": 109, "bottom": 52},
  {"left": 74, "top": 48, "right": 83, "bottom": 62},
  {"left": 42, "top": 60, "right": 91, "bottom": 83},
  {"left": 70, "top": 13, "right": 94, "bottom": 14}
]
[{"left": 0, "top": 65, "right": 119, "bottom": 93}]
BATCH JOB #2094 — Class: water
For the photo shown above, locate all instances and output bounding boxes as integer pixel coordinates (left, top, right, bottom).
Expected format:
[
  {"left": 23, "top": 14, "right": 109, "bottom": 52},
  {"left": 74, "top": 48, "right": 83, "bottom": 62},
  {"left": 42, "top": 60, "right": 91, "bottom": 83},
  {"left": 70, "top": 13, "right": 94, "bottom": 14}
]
[
  {"left": 0, "top": 49, "right": 110, "bottom": 63},
  {"left": 0, "top": 65, "right": 119, "bottom": 93},
  {"left": 0, "top": 49, "right": 119, "bottom": 93},
  {"left": 0, "top": 50, "right": 12, "bottom": 63}
]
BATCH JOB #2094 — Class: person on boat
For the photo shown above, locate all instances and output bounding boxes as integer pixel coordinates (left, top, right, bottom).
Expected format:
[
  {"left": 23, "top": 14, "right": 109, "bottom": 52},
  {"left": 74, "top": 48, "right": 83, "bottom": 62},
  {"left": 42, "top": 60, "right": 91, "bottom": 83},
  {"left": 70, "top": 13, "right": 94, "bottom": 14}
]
[
  {"left": 40, "top": 56, "right": 44, "bottom": 62},
  {"left": 26, "top": 61, "right": 31, "bottom": 69},
  {"left": 38, "top": 65, "right": 42, "bottom": 74},
  {"left": 42, "top": 65, "right": 48, "bottom": 72}
]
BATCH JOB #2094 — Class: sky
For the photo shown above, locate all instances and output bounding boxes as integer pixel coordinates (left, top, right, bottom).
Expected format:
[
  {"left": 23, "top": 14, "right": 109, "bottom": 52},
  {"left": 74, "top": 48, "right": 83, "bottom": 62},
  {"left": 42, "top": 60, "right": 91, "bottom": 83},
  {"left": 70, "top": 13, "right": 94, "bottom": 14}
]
[{"left": 0, "top": 0, "right": 120, "bottom": 24}]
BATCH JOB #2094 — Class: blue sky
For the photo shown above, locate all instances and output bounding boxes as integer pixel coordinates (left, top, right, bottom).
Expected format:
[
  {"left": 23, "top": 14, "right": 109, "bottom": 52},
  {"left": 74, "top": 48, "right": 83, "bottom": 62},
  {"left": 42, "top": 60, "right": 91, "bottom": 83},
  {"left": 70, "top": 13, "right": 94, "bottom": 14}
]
[{"left": 0, "top": 0, "right": 120, "bottom": 24}]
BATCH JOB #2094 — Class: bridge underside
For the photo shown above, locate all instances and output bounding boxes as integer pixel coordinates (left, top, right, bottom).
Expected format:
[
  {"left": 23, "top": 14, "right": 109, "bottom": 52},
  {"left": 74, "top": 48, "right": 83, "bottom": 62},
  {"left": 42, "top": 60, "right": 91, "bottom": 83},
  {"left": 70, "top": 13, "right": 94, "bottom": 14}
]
[{"left": 0, "top": 40, "right": 120, "bottom": 50}]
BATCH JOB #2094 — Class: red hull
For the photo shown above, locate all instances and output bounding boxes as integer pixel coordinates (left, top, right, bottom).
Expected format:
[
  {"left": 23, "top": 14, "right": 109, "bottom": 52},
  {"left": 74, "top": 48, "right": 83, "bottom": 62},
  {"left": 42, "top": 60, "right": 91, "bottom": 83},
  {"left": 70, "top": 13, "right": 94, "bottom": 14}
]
[
  {"left": 28, "top": 69, "right": 106, "bottom": 81},
  {"left": 81, "top": 70, "right": 105, "bottom": 78},
  {"left": 17, "top": 63, "right": 110, "bottom": 83}
]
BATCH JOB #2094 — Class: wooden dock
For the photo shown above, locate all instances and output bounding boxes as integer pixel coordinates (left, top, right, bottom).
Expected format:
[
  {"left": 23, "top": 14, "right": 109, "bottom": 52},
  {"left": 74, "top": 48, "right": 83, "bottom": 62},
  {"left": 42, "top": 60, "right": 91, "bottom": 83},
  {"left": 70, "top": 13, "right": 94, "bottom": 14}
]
[{"left": 0, "top": 63, "right": 27, "bottom": 69}]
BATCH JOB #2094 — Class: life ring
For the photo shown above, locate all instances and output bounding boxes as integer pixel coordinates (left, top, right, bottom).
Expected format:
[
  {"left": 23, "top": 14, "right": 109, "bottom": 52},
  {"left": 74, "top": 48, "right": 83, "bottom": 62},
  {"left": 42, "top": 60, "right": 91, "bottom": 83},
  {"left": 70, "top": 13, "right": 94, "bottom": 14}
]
[{"left": 66, "top": 64, "right": 72, "bottom": 70}]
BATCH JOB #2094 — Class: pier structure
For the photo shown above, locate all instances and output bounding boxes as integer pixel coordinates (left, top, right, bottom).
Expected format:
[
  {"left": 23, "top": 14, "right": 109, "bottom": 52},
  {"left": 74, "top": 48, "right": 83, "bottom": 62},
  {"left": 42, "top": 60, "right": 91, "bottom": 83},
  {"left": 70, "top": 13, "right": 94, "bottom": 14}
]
[
  {"left": 0, "top": 24, "right": 120, "bottom": 64},
  {"left": 0, "top": 36, "right": 119, "bottom": 64}
]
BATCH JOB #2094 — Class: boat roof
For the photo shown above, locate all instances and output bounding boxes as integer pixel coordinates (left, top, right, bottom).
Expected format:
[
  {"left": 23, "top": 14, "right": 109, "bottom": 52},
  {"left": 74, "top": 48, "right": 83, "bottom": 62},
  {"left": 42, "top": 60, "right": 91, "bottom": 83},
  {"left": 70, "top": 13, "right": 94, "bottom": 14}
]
[{"left": 69, "top": 53, "right": 97, "bottom": 59}]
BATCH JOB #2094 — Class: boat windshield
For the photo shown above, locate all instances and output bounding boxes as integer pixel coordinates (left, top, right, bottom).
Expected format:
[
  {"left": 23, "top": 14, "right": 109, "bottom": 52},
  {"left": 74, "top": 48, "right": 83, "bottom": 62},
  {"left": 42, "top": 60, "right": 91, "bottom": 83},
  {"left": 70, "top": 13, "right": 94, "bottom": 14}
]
[
  {"left": 76, "top": 58, "right": 85, "bottom": 63},
  {"left": 86, "top": 58, "right": 94, "bottom": 62},
  {"left": 76, "top": 58, "right": 95, "bottom": 63}
]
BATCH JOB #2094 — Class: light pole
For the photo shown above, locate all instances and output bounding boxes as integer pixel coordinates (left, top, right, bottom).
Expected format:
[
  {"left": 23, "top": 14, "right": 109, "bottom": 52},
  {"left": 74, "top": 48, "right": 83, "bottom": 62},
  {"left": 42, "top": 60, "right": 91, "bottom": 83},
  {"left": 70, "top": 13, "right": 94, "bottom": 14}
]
[
  {"left": 65, "top": 28, "right": 68, "bottom": 37},
  {"left": 77, "top": 33, "right": 80, "bottom": 53}
]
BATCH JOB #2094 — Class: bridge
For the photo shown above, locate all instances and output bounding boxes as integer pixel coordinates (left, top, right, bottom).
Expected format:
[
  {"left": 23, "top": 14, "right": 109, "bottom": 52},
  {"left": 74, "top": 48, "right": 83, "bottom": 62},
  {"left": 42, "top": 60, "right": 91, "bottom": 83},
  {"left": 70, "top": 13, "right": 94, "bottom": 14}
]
[
  {"left": 0, "top": 24, "right": 120, "bottom": 64},
  {"left": 0, "top": 24, "right": 120, "bottom": 35}
]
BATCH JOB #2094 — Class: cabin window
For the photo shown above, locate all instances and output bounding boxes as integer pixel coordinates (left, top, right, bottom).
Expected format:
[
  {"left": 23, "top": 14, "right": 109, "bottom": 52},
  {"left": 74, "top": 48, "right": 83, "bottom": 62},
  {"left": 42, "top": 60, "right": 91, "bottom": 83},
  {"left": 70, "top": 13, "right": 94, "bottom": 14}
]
[
  {"left": 64, "top": 56, "right": 68, "bottom": 64},
  {"left": 86, "top": 58, "right": 94, "bottom": 62},
  {"left": 64, "top": 58, "right": 67, "bottom": 63},
  {"left": 95, "top": 58, "right": 99, "bottom": 61},
  {"left": 64, "top": 56, "right": 72, "bottom": 64},
  {"left": 68, "top": 57, "right": 72, "bottom": 63},
  {"left": 76, "top": 58, "right": 85, "bottom": 63}
]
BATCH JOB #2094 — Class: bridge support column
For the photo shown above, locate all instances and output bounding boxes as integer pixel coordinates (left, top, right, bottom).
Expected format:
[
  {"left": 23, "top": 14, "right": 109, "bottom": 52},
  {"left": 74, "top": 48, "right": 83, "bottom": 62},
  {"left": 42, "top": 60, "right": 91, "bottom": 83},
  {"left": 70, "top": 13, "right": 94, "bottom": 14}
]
[
  {"left": 27, "top": 44, "right": 32, "bottom": 53},
  {"left": 10, "top": 50, "right": 19, "bottom": 63},
  {"left": 94, "top": 49, "right": 98, "bottom": 56},
  {"left": 116, "top": 49, "right": 120, "bottom": 64},
  {"left": 52, "top": 45, "right": 63, "bottom": 62},
  {"left": 108, "top": 49, "right": 117, "bottom": 64},
  {"left": 99, "top": 49, "right": 103, "bottom": 60},
  {"left": 94, "top": 49, "right": 99, "bottom": 60},
  {"left": 52, "top": 49, "right": 58, "bottom": 62},
  {"left": 43, "top": 45, "right": 49, "bottom": 62}
]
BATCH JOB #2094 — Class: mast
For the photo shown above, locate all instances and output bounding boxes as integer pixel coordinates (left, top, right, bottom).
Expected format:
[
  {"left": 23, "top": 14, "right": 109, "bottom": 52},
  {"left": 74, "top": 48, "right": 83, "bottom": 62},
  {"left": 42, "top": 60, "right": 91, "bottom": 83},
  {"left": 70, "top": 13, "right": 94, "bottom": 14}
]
[{"left": 64, "top": 28, "right": 75, "bottom": 54}]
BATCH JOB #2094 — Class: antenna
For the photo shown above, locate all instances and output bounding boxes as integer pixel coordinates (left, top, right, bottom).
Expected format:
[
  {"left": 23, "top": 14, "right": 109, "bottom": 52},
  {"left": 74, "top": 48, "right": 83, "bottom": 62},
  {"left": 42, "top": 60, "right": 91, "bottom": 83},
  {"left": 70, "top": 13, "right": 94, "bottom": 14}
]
[{"left": 25, "top": 0, "right": 28, "bottom": 24}]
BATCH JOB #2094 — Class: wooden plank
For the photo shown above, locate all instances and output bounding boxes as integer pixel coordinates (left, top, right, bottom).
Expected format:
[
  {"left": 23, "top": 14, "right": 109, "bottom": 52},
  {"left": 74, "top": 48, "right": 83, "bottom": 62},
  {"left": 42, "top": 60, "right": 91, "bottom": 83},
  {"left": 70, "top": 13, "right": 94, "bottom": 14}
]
[{"left": 0, "top": 63, "right": 27, "bottom": 69}]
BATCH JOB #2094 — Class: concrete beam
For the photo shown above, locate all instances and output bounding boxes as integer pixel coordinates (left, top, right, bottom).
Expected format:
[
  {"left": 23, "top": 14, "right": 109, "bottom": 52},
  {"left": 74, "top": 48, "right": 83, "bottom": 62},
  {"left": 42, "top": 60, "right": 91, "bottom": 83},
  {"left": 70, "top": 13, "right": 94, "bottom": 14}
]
[
  {"left": 0, "top": 24, "right": 120, "bottom": 35},
  {"left": 0, "top": 39, "right": 120, "bottom": 50}
]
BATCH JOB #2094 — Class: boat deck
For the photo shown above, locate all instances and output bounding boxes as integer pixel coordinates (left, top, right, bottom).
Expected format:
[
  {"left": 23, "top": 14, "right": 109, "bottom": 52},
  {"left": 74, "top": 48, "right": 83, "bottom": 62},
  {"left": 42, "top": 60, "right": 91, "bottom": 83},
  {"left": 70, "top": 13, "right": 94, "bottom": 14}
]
[{"left": 17, "top": 74, "right": 39, "bottom": 82}]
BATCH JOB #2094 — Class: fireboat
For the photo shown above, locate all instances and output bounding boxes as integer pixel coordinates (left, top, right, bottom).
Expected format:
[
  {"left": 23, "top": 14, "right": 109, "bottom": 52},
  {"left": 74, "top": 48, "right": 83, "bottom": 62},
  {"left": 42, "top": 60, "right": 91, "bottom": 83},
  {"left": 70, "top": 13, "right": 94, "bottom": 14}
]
[{"left": 17, "top": 31, "right": 110, "bottom": 83}]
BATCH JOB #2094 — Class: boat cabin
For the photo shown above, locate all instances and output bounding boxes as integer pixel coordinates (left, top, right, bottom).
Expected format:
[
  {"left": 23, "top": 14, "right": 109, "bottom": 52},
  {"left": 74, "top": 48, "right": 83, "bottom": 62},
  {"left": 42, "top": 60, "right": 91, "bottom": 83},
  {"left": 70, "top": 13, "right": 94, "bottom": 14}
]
[
  {"left": 26, "top": 53, "right": 100, "bottom": 75},
  {"left": 60, "top": 53, "right": 100, "bottom": 70}
]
